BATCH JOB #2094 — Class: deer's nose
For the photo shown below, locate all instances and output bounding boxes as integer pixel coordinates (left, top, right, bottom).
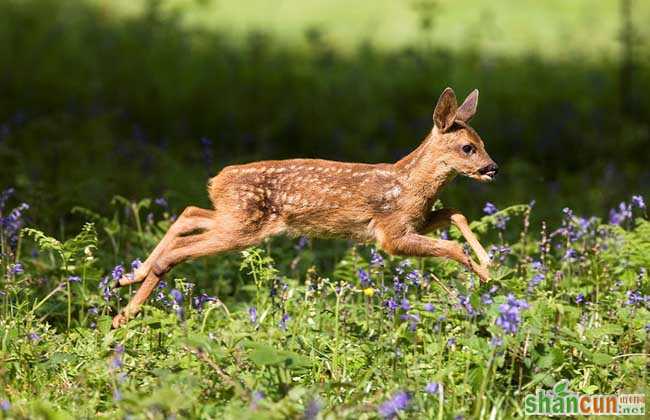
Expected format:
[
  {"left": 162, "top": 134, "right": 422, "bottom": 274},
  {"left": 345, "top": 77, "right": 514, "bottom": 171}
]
[{"left": 479, "top": 163, "right": 499, "bottom": 178}]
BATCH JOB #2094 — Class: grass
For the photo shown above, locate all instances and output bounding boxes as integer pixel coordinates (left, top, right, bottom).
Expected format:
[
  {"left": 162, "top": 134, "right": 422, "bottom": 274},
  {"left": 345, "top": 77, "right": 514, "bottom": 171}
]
[
  {"left": 1, "top": 190, "right": 649, "bottom": 418},
  {"left": 96, "top": 0, "right": 650, "bottom": 58}
]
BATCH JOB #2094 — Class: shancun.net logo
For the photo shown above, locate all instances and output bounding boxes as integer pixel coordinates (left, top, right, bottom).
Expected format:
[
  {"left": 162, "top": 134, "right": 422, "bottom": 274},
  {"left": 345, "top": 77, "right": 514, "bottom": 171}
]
[{"left": 524, "top": 380, "right": 645, "bottom": 416}]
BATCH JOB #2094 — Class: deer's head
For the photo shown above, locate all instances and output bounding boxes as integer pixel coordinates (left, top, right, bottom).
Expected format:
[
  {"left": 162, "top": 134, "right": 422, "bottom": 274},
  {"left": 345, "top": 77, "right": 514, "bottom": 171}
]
[{"left": 431, "top": 87, "right": 498, "bottom": 182}]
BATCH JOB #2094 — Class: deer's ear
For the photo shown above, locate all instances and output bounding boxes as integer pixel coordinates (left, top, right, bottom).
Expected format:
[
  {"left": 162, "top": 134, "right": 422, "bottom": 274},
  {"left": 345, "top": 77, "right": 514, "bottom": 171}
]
[
  {"left": 433, "top": 87, "right": 458, "bottom": 132},
  {"left": 456, "top": 89, "right": 479, "bottom": 122}
]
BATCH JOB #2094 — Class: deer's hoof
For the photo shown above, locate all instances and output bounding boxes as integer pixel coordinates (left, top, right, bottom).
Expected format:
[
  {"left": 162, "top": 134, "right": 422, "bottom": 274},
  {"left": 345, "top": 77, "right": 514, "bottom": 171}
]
[{"left": 112, "top": 313, "right": 128, "bottom": 329}]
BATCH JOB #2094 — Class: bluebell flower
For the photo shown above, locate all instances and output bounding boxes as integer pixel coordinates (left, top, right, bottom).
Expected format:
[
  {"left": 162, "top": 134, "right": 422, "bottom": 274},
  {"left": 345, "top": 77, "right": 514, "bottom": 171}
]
[
  {"left": 294, "top": 236, "right": 309, "bottom": 251},
  {"left": 625, "top": 290, "right": 647, "bottom": 306},
  {"left": 424, "top": 382, "right": 440, "bottom": 395},
  {"left": 99, "top": 276, "right": 113, "bottom": 301},
  {"left": 378, "top": 391, "right": 411, "bottom": 419},
  {"left": 154, "top": 197, "right": 168, "bottom": 208},
  {"left": 609, "top": 202, "right": 632, "bottom": 225},
  {"left": 563, "top": 248, "right": 578, "bottom": 262},
  {"left": 249, "top": 307, "right": 258, "bottom": 325},
  {"left": 370, "top": 248, "right": 384, "bottom": 267},
  {"left": 458, "top": 294, "right": 476, "bottom": 316},
  {"left": 384, "top": 298, "right": 399, "bottom": 314},
  {"left": 395, "top": 260, "right": 411, "bottom": 276},
  {"left": 170, "top": 289, "right": 183, "bottom": 305},
  {"left": 400, "top": 298, "right": 411, "bottom": 311},
  {"left": 193, "top": 293, "right": 216, "bottom": 310},
  {"left": 483, "top": 202, "right": 498, "bottom": 215},
  {"left": 251, "top": 390, "right": 264, "bottom": 409},
  {"left": 490, "top": 335, "right": 503, "bottom": 347},
  {"left": 423, "top": 303, "right": 435, "bottom": 312},
  {"left": 9, "top": 263, "right": 23, "bottom": 275},
  {"left": 0, "top": 400, "right": 10, "bottom": 411},
  {"left": 68, "top": 275, "right": 81, "bottom": 283},
  {"left": 631, "top": 195, "right": 645, "bottom": 209},
  {"left": 496, "top": 294, "right": 529, "bottom": 334},
  {"left": 110, "top": 344, "right": 124, "bottom": 370},
  {"left": 304, "top": 398, "right": 322, "bottom": 420},
  {"left": 28, "top": 332, "right": 41, "bottom": 342},
  {"left": 447, "top": 337, "right": 456, "bottom": 347},
  {"left": 279, "top": 313, "right": 290, "bottom": 331},
  {"left": 113, "top": 388, "right": 122, "bottom": 401},
  {"left": 495, "top": 215, "right": 509, "bottom": 230},
  {"left": 405, "top": 270, "right": 420, "bottom": 286},
  {"left": 400, "top": 313, "right": 420, "bottom": 331},
  {"left": 111, "top": 264, "right": 124, "bottom": 281},
  {"left": 575, "top": 293, "right": 585, "bottom": 304},
  {"left": 357, "top": 268, "right": 371, "bottom": 287}
]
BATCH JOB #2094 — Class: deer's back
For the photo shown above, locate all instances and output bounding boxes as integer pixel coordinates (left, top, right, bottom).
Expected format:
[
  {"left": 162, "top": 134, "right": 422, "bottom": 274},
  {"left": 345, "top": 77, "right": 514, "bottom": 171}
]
[{"left": 207, "top": 158, "right": 407, "bottom": 240}]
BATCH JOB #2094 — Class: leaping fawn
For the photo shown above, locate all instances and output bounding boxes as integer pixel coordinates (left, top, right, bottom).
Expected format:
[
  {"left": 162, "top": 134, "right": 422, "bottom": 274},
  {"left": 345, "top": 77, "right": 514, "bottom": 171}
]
[{"left": 112, "top": 87, "right": 498, "bottom": 328}]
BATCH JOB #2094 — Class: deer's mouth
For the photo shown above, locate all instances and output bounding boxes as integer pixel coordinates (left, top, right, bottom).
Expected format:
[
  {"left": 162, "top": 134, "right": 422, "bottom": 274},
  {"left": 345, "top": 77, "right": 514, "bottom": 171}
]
[{"left": 477, "top": 163, "right": 498, "bottom": 182}]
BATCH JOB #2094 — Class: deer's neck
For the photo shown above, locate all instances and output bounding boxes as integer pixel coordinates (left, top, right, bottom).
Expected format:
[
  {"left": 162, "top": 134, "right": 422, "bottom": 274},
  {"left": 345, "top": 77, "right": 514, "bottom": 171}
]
[{"left": 394, "top": 131, "right": 457, "bottom": 199}]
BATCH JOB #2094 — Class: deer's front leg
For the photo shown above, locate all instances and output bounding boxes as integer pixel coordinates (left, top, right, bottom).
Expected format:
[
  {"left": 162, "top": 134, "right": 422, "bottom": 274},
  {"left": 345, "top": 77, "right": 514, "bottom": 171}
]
[
  {"left": 378, "top": 231, "right": 490, "bottom": 282},
  {"left": 422, "top": 208, "right": 491, "bottom": 267}
]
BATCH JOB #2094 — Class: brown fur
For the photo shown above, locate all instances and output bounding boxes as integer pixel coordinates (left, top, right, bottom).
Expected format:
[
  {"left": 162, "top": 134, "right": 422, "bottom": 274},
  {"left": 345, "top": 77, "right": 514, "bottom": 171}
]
[{"left": 112, "top": 87, "right": 498, "bottom": 328}]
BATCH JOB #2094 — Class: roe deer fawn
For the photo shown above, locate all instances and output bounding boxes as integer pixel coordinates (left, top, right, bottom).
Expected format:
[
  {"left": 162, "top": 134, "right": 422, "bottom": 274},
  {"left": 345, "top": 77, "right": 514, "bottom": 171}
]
[{"left": 112, "top": 87, "right": 498, "bottom": 328}]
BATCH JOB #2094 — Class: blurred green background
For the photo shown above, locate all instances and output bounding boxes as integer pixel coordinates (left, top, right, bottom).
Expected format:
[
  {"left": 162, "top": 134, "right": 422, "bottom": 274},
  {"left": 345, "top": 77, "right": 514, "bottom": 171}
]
[{"left": 1, "top": 0, "right": 649, "bottom": 231}]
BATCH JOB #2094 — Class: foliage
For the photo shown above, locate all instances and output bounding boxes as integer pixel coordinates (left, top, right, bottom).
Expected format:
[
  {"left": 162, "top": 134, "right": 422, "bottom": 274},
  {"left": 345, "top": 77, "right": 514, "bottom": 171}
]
[{"left": 1, "top": 191, "right": 648, "bottom": 418}]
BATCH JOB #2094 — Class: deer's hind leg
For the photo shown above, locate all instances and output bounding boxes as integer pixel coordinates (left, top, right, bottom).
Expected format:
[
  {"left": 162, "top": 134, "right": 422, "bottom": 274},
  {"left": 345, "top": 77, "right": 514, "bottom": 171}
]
[
  {"left": 117, "top": 206, "right": 216, "bottom": 287},
  {"left": 112, "top": 217, "right": 284, "bottom": 328}
]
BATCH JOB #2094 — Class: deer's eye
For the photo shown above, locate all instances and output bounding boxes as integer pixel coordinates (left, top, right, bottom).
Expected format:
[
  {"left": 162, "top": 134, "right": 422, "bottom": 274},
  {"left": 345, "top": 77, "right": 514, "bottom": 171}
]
[{"left": 462, "top": 144, "right": 475, "bottom": 155}]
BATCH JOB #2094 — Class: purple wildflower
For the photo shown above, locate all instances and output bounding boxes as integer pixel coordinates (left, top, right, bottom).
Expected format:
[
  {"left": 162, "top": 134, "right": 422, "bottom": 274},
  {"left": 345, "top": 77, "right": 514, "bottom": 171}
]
[
  {"left": 28, "top": 332, "right": 41, "bottom": 342},
  {"left": 400, "top": 298, "right": 411, "bottom": 311},
  {"left": 575, "top": 293, "right": 585, "bottom": 304},
  {"left": 400, "top": 313, "right": 420, "bottom": 331},
  {"left": 304, "top": 398, "right": 322, "bottom": 420},
  {"left": 625, "top": 290, "right": 647, "bottom": 306},
  {"left": 9, "top": 263, "right": 23, "bottom": 275},
  {"left": 68, "top": 275, "right": 81, "bottom": 283},
  {"left": 99, "top": 276, "right": 113, "bottom": 301},
  {"left": 490, "top": 335, "right": 503, "bottom": 347},
  {"left": 193, "top": 293, "right": 216, "bottom": 310},
  {"left": 378, "top": 391, "right": 411, "bottom": 419},
  {"left": 495, "top": 215, "right": 509, "bottom": 230},
  {"left": 357, "top": 268, "right": 371, "bottom": 287},
  {"left": 423, "top": 303, "right": 435, "bottom": 312},
  {"left": 170, "top": 289, "right": 183, "bottom": 305},
  {"left": 295, "top": 236, "right": 309, "bottom": 251},
  {"left": 154, "top": 197, "right": 168, "bottom": 208},
  {"left": 447, "top": 337, "right": 456, "bottom": 347},
  {"left": 370, "top": 248, "right": 384, "bottom": 267},
  {"left": 483, "top": 202, "right": 498, "bottom": 215},
  {"left": 424, "top": 382, "right": 440, "bottom": 395},
  {"left": 563, "top": 248, "right": 578, "bottom": 262},
  {"left": 395, "top": 260, "right": 411, "bottom": 276},
  {"left": 279, "top": 313, "right": 290, "bottom": 331},
  {"left": 609, "top": 202, "right": 633, "bottom": 225},
  {"left": 405, "top": 270, "right": 420, "bottom": 286},
  {"left": 631, "top": 195, "right": 645, "bottom": 209},
  {"left": 0, "top": 201, "right": 29, "bottom": 248},
  {"left": 528, "top": 273, "right": 544, "bottom": 292},
  {"left": 251, "top": 390, "right": 264, "bottom": 410},
  {"left": 384, "top": 298, "right": 399, "bottom": 314},
  {"left": 131, "top": 259, "right": 142, "bottom": 270},
  {"left": 496, "top": 294, "right": 529, "bottom": 334},
  {"left": 249, "top": 307, "right": 258, "bottom": 325},
  {"left": 110, "top": 344, "right": 124, "bottom": 370},
  {"left": 645, "top": 323, "right": 650, "bottom": 333},
  {"left": 458, "top": 294, "right": 476, "bottom": 316},
  {"left": 111, "top": 264, "right": 124, "bottom": 281},
  {"left": 0, "top": 400, "right": 10, "bottom": 411}
]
